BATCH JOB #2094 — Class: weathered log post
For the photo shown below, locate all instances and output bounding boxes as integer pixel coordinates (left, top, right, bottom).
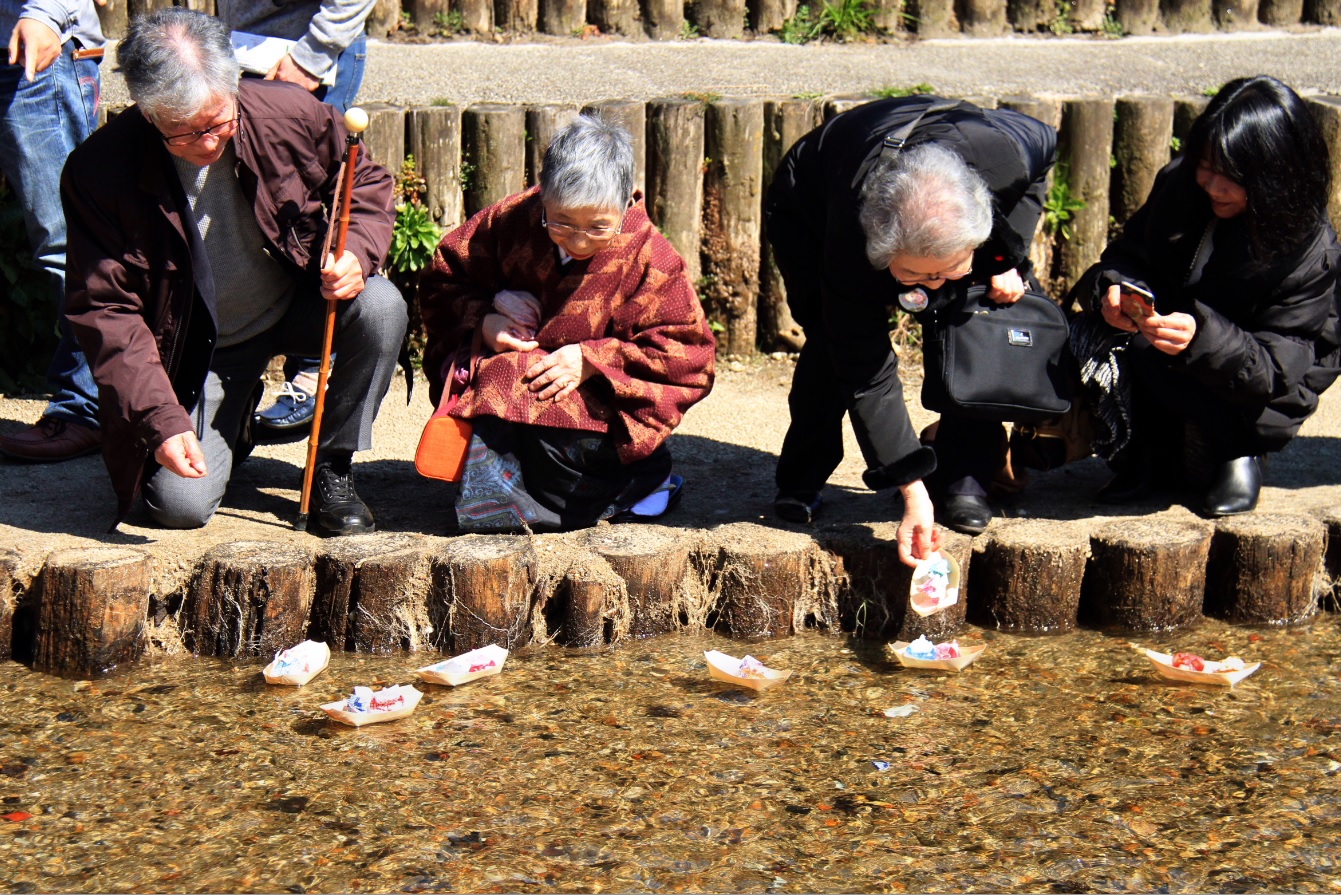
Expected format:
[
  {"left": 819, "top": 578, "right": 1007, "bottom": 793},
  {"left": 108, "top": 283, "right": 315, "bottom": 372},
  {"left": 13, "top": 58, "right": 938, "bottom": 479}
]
[
  {"left": 368, "top": 0, "right": 403, "bottom": 36},
  {"left": 1008, "top": 0, "right": 1056, "bottom": 31},
  {"left": 1115, "top": 0, "right": 1161, "bottom": 33},
  {"left": 821, "top": 524, "right": 973, "bottom": 643},
  {"left": 591, "top": 0, "right": 641, "bottom": 33},
  {"left": 463, "top": 103, "right": 527, "bottom": 217},
  {"left": 1071, "top": 0, "right": 1108, "bottom": 27},
  {"left": 1085, "top": 520, "right": 1211, "bottom": 631},
  {"left": 1173, "top": 96, "right": 1210, "bottom": 143},
  {"left": 825, "top": 95, "right": 869, "bottom": 120},
  {"left": 1112, "top": 96, "right": 1174, "bottom": 228},
  {"left": 1313, "top": 506, "right": 1341, "bottom": 611},
  {"left": 540, "top": 0, "right": 586, "bottom": 33},
  {"left": 186, "top": 542, "right": 313, "bottom": 658},
  {"left": 411, "top": 0, "right": 450, "bottom": 33},
  {"left": 345, "top": 545, "right": 436, "bottom": 652},
  {"left": 702, "top": 97, "right": 765, "bottom": 356},
  {"left": 33, "top": 548, "right": 149, "bottom": 678},
  {"left": 1259, "top": 0, "right": 1303, "bottom": 22},
  {"left": 1000, "top": 97, "right": 1063, "bottom": 295},
  {"left": 310, "top": 533, "right": 423, "bottom": 650},
  {"left": 646, "top": 97, "right": 707, "bottom": 284},
  {"left": 752, "top": 0, "right": 797, "bottom": 33},
  {"left": 1205, "top": 515, "right": 1325, "bottom": 626},
  {"left": 588, "top": 527, "right": 695, "bottom": 638},
  {"left": 913, "top": 0, "right": 957, "bottom": 35},
  {"left": 708, "top": 523, "right": 834, "bottom": 640},
  {"left": 582, "top": 99, "right": 646, "bottom": 191},
  {"left": 0, "top": 549, "right": 17, "bottom": 660},
  {"left": 432, "top": 535, "right": 538, "bottom": 652},
  {"left": 408, "top": 105, "right": 465, "bottom": 229},
  {"left": 641, "top": 0, "right": 683, "bottom": 36},
  {"left": 459, "top": 0, "right": 495, "bottom": 32},
  {"left": 960, "top": 0, "right": 1008, "bottom": 32},
  {"left": 971, "top": 522, "right": 1089, "bottom": 634},
  {"left": 1307, "top": 96, "right": 1341, "bottom": 230},
  {"left": 558, "top": 554, "right": 628, "bottom": 647},
  {"left": 868, "top": 0, "right": 909, "bottom": 31},
  {"left": 691, "top": 0, "right": 746, "bottom": 36},
  {"left": 1054, "top": 98, "right": 1115, "bottom": 296},
  {"left": 1161, "top": 0, "right": 1213, "bottom": 32},
  {"left": 759, "top": 97, "right": 822, "bottom": 352},
  {"left": 95, "top": 0, "right": 129, "bottom": 39},
  {"left": 495, "top": 0, "right": 539, "bottom": 31},
  {"left": 361, "top": 103, "right": 407, "bottom": 179},
  {"left": 1306, "top": 0, "right": 1341, "bottom": 24},
  {"left": 525, "top": 104, "right": 580, "bottom": 187},
  {"left": 1214, "top": 0, "right": 1259, "bottom": 26}
]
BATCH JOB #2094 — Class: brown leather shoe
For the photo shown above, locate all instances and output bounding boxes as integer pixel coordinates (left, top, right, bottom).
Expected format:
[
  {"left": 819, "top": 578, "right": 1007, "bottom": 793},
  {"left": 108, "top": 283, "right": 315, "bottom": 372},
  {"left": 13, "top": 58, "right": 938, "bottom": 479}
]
[{"left": 0, "top": 416, "right": 102, "bottom": 462}]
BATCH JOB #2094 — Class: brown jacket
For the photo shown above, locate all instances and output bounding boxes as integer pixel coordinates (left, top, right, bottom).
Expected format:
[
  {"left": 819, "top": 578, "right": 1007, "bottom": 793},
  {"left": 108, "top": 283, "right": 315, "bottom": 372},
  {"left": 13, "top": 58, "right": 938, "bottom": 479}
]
[{"left": 62, "top": 79, "right": 395, "bottom": 521}]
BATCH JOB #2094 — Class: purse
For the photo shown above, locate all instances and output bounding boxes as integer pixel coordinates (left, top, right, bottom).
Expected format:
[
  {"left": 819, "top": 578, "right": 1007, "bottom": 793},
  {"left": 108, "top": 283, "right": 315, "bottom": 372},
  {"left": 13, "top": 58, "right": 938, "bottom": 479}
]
[
  {"left": 921, "top": 284, "right": 1074, "bottom": 422},
  {"left": 415, "top": 333, "right": 481, "bottom": 482}
]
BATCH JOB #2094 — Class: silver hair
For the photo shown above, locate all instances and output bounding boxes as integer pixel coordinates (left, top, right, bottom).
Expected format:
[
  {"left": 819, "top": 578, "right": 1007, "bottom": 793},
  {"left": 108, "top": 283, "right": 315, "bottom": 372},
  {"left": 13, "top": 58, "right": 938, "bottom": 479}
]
[
  {"left": 118, "top": 7, "right": 240, "bottom": 123},
  {"left": 540, "top": 113, "right": 635, "bottom": 212},
  {"left": 859, "top": 143, "right": 994, "bottom": 269}
]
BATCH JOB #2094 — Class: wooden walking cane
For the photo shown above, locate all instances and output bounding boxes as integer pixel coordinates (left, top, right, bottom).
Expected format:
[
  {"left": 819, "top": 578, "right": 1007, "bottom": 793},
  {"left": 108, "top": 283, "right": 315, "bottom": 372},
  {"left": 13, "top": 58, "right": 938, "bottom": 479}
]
[{"left": 295, "top": 106, "right": 369, "bottom": 532}]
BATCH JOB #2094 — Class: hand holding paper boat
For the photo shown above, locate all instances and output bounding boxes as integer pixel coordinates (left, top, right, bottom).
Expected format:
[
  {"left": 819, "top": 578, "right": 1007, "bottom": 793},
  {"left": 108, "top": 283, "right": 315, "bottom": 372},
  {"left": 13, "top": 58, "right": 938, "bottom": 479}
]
[
  {"left": 262, "top": 640, "right": 331, "bottom": 686},
  {"left": 704, "top": 650, "right": 791, "bottom": 692},
  {"left": 1134, "top": 645, "right": 1260, "bottom": 687},
  {"left": 909, "top": 552, "right": 961, "bottom": 617},
  {"left": 321, "top": 684, "right": 423, "bottom": 726},
  {"left": 415, "top": 644, "right": 509, "bottom": 687}
]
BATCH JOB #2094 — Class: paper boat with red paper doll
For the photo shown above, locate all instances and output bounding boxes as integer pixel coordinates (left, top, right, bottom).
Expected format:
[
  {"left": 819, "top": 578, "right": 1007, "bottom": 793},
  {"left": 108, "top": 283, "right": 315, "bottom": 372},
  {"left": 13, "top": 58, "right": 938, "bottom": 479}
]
[
  {"left": 321, "top": 684, "right": 423, "bottom": 726},
  {"left": 889, "top": 636, "right": 985, "bottom": 672},
  {"left": 704, "top": 650, "right": 791, "bottom": 692},
  {"left": 415, "top": 644, "right": 509, "bottom": 687},
  {"left": 262, "top": 640, "right": 331, "bottom": 686},
  {"left": 909, "top": 552, "right": 962, "bottom": 617},
  {"left": 1135, "top": 646, "right": 1261, "bottom": 687}
]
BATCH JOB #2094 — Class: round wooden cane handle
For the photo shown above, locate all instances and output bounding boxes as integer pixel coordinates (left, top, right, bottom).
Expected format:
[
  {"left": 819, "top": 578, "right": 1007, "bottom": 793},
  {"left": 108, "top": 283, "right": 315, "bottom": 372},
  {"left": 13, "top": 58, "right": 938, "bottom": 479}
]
[{"left": 343, "top": 107, "right": 369, "bottom": 134}]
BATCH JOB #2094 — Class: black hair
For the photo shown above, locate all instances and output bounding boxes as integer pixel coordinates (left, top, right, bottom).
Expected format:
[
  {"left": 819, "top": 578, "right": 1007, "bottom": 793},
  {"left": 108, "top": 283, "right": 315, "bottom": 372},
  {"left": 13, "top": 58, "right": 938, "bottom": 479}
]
[{"left": 1183, "top": 75, "right": 1330, "bottom": 262}]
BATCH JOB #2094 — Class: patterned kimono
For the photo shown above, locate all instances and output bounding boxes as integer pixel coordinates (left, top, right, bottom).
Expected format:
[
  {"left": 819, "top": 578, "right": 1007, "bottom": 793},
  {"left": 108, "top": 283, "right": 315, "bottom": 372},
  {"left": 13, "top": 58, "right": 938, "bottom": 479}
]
[{"left": 420, "top": 187, "right": 716, "bottom": 531}]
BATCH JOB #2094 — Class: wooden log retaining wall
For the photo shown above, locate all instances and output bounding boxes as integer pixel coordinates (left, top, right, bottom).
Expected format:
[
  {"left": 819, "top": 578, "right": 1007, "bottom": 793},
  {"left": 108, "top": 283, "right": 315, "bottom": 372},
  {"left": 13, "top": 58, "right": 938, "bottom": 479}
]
[
  {"left": 93, "top": 0, "right": 1341, "bottom": 40},
  {"left": 12, "top": 509, "right": 1339, "bottom": 677}
]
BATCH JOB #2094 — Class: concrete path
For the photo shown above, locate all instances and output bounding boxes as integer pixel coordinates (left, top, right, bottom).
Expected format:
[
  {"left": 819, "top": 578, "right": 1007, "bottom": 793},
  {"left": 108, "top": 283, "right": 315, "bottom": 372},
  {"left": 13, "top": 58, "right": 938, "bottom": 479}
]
[{"left": 98, "top": 29, "right": 1341, "bottom": 107}]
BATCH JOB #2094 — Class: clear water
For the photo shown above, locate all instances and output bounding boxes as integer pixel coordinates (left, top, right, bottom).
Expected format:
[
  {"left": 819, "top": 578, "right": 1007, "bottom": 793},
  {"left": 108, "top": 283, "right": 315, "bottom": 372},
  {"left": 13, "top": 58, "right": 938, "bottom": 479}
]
[{"left": 2, "top": 615, "right": 1339, "bottom": 893}]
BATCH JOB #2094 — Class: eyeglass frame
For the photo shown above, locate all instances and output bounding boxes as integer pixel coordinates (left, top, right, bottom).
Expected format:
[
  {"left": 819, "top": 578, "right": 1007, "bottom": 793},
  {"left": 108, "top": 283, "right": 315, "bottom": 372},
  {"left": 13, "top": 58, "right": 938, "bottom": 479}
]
[
  {"left": 889, "top": 255, "right": 975, "bottom": 286},
  {"left": 539, "top": 206, "right": 627, "bottom": 242},
  {"left": 157, "top": 111, "right": 240, "bottom": 148}
]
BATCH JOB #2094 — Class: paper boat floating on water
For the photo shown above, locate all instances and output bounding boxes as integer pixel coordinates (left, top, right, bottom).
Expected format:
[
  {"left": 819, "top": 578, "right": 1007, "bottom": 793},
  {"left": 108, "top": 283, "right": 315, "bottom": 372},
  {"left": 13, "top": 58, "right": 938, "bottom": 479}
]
[
  {"left": 1135, "top": 646, "right": 1261, "bottom": 687},
  {"left": 909, "top": 552, "right": 961, "bottom": 617},
  {"left": 415, "top": 644, "right": 509, "bottom": 687},
  {"left": 262, "top": 640, "right": 331, "bottom": 686},
  {"left": 321, "top": 684, "right": 423, "bottom": 726},
  {"left": 889, "top": 638, "right": 985, "bottom": 672},
  {"left": 704, "top": 650, "right": 791, "bottom": 692}
]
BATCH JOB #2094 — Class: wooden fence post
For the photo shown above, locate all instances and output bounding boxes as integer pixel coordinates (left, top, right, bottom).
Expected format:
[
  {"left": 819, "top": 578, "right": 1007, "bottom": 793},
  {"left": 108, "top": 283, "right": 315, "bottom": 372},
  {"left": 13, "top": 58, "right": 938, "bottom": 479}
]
[
  {"left": 410, "top": 0, "right": 450, "bottom": 33},
  {"left": 408, "top": 104, "right": 465, "bottom": 229},
  {"left": 1307, "top": 96, "right": 1341, "bottom": 230},
  {"left": 540, "top": 0, "right": 587, "bottom": 33},
  {"left": 495, "top": 0, "right": 539, "bottom": 31},
  {"left": 1085, "top": 520, "right": 1211, "bottom": 631},
  {"left": 96, "top": 0, "right": 129, "bottom": 39},
  {"left": 459, "top": 0, "right": 496, "bottom": 31},
  {"left": 1008, "top": 0, "right": 1057, "bottom": 31},
  {"left": 1259, "top": 0, "right": 1303, "bottom": 22},
  {"left": 361, "top": 102, "right": 407, "bottom": 181},
  {"left": 0, "top": 549, "right": 16, "bottom": 661},
  {"left": 186, "top": 542, "right": 313, "bottom": 658},
  {"left": 310, "top": 533, "right": 422, "bottom": 650},
  {"left": 1001, "top": 96, "right": 1063, "bottom": 295},
  {"left": 751, "top": 0, "right": 797, "bottom": 32},
  {"left": 1112, "top": 96, "right": 1174, "bottom": 228},
  {"left": 646, "top": 96, "right": 707, "bottom": 284},
  {"left": 582, "top": 99, "right": 647, "bottom": 192},
  {"left": 1055, "top": 98, "right": 1115, "bottom": 296},
  {"left": 869, "top": 0, "right": 910, "bottom": 32},
  {"left": 1306, "top": 0, "right": 1341, "bottom": 23},
  {"left": 641, "top": 0, "right": 684, "bottom": 36},
  {"left": 589, "top": 528, "right": 695, "bottom": 638},
  {"left": 960, "top": 0, "right": 1009, "bottom": 32},
  {"left": 1116, "top": 0, "right": 1161, "bottom": 32},
  {"left": 708, "top": 523, "right": 835, "bottom": 640},
  {"left": 691, "top": 0, "right": 746, "bottom": 36},
  {"left": 760, "top": 97, "right": 822, "bottom": 352},
  {"left": 463, "top": 103, "right": 527, "bottom": 217},
  {"left": 971, "top": 522, "right": 1088, "bottom": 633},
  {"left": 702, "top": 97, "right": 765, "bottom": 355},
  {"left": 432, "top": 535, "right": 537, "bottom": 652},
  {"left": 35, "top": 548, "right": 150, "bottom": 678},
  {"left": 1214, "top": 0, "right": 1259, "bottom": 26},
  {"left": 1161, "top": 0, "right": 1214, "bottom": 31},
  {"left": 913, "top": 0, "right": 958, "bottom": 35},
  {"left": 591, "top": 0, "right": 642, "bottom": 33},
  {"left": 525, "top": 104, "right": 580, "bottom": 188},
  {"left": 368, "top": 0, "right": 403, "bottom": 36},
  {"left": 1205, "top": 515, "right": 1325, "bottom": 626},
  {"left": 345, "top": 545, "right": 436, "bottom": 652}
]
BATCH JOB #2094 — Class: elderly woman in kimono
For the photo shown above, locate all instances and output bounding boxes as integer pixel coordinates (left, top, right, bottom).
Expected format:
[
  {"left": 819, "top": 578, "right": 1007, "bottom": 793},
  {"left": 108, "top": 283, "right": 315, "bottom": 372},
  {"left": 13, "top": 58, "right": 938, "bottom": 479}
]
[{"left": 419, "top": 113, "right": 716, "bottom": 532}]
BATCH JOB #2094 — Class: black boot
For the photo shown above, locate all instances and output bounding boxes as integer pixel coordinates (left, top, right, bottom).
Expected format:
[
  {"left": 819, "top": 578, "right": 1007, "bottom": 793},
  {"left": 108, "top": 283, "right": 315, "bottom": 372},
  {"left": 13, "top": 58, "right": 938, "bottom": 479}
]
[
  {"left": 774, "top": 490, "right": 822, "bottom": 525},
  {"left": 939, "top": 494, "right": 992, "bottom": 535},
  {"left": 1202, "top": 456, "right": 1261, "bottom": 517},
  {"left": 313, "top": 453, "right": 376, "bottom": 535}
]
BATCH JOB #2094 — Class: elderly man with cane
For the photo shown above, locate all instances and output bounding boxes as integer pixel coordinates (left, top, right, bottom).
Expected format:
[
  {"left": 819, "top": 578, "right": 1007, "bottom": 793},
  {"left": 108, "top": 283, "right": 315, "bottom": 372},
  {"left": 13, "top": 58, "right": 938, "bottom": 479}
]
[{"left": 62, "top": 7, "right": 405, "bottom": 532}]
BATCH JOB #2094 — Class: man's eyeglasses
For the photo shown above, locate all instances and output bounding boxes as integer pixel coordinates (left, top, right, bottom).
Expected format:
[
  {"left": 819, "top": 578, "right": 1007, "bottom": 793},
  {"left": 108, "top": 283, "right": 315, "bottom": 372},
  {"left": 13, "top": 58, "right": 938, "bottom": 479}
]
[
  {"left": 540, "top": 210, "right": 623, "bottom": 241},
  {"left": 159, "top": 116, "right": 239, "bottom": 148}
]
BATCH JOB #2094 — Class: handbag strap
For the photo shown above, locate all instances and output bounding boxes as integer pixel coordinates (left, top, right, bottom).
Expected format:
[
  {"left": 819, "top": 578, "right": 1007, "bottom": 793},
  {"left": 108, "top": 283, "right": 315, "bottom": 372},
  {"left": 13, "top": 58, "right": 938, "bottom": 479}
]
[
  {"left": 435, "top": 329, "right": 485, "bottom": 414},
  {"left": 851, "top": 98, "right": 968, "bottom": 192}
]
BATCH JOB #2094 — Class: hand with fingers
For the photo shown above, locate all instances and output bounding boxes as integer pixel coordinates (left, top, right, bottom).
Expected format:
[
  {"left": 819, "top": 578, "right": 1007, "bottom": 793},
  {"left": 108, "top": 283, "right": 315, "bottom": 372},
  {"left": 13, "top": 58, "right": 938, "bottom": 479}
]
[
  {"left": 524, "top": 344, "right": 593, "bottom": 403},
  {"left": 155, "top": 431, "right": 208, "bottom": 479}
]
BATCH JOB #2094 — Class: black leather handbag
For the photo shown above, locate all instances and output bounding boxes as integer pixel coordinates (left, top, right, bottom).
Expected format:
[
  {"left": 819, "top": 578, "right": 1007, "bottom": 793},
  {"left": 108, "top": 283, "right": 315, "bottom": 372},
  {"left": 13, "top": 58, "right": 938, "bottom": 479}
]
[{"left": 921, "top": 285, "right": 1074, "bottom": 422}]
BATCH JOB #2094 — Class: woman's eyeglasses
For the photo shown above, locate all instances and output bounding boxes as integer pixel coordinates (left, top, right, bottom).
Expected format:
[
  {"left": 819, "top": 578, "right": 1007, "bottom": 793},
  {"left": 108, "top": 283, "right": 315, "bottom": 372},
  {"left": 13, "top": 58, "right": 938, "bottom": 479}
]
[{"left": 541, "top": 210, "right": 624, "bottom": 241}]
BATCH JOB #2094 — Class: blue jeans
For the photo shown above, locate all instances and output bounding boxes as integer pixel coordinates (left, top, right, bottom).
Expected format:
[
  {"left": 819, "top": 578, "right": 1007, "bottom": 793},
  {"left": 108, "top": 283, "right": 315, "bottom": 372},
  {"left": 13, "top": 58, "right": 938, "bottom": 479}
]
[{"left": 0, "top": 43, "right": 100, "bottom": 426}]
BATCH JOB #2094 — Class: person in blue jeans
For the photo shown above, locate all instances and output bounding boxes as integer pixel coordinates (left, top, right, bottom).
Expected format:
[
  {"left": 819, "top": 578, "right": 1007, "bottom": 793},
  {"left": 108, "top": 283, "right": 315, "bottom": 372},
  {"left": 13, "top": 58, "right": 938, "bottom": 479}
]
[
  {"left": 217, "top": 0, "right": 375, "bottom": 433},
  {"left": 0, "top": 0, "right": 103, "bottom": 462}
]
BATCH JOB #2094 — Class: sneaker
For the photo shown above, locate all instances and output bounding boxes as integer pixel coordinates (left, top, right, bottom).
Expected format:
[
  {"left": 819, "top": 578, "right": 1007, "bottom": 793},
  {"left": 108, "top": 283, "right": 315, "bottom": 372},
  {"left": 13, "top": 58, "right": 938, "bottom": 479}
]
[
  {"left": 256, "top": 381, "right": 315, "bottom": 432},
  {"left": 0, "top": 416, "right": 101, "bottom": 462},
  {"left": 610, "top": 474, "right": 684, "bottom": 522},
  {"left": 313, "top": 464, "right": 376, "bottom": 535}
]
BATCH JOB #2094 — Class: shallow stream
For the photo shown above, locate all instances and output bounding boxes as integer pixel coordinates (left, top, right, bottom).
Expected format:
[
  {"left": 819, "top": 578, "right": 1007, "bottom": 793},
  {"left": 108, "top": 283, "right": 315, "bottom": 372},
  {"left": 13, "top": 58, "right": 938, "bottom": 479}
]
[{"left": 2, "top": 616, "right": 1339, "bottom": 893}]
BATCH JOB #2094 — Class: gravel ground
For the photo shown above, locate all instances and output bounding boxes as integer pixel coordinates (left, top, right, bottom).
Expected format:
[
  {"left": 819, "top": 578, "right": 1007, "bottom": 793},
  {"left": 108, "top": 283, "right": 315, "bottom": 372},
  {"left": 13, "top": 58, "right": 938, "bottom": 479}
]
[{"left": 96, "top": 29, "right": 1341, "bottom": 108}]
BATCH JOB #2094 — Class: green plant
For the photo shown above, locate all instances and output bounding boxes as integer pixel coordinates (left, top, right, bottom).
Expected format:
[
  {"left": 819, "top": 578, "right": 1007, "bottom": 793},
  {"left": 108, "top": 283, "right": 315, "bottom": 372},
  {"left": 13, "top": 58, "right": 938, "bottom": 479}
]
[
  {"left": 1043, "top": 161, "right": 1086, "bottom": 240},
  {"left": 433, "top": 9, "right": 466, "bottom": 35},
  {"left": 679, "top": 19, "right": 700, "bottom": 39},
  {"left": 817, "top": 0, "right": 876, "bottom": 40},
  {"left": 793, "top": 91, "right": 825, "bottom": 100},
  {"left": 779, "top": 5, "right": 818, "bottom": 43},
  {"left": 1100, "top": 11, "right": 1124, "bottom": 38},
  {"left": 708, "top": 320, "right": 726, "bottom": 334},
  {"left": 1170, "top": 135, "right": 1183, "bottom": 153},
  {"left": 389, "top": 157, "right": 443, "bottom": 277},
  {"left": 1202, "top": 86, "right": 1220, "bottom": 97},
  {"left": 1050, "top": 0, "right": 1074, "bottom": 35},
  {"left": 0, "top": 179, "right": 58, "bottom": 394},
  {"left": 682, "top": 91, "right": 721, "bottom": 105},
  {"left": 868, "top": 82, "right": 935, "bottom": 100},
  {"left": 458, "top": 160, "right": 476, "bottom": 192}
]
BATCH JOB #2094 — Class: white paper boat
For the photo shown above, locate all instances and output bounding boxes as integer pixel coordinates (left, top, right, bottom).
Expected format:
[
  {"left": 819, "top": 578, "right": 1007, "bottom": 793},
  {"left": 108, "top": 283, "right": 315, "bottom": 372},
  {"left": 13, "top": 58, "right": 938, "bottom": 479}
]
[
  {"left": 415, "top": 644, "right": 509, "bottom": 687},
  {"left": 321, "top": 684, "right": 423, "bottom": 726},
  {"left": 909, "top": 552, "right": 961, "bottom": 617},
  {"left": 889, "top": 640, "right": 985, "bottom": 672},
  {"left": 1136, "top": 646, "right": 1261, "bottom": 687},
  {"left": 704, "top": 650, "right": 791, "bottom": 692},
  {"left": 262, "top": 640, "right": 331, "bottom": 686}
]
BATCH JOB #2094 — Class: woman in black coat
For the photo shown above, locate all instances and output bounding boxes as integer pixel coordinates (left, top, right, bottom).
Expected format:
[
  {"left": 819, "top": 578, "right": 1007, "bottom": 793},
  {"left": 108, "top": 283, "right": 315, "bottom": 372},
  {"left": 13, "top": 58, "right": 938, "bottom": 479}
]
[{"left": 1074, "top": 75, "right": 1341, "bottom": 516}]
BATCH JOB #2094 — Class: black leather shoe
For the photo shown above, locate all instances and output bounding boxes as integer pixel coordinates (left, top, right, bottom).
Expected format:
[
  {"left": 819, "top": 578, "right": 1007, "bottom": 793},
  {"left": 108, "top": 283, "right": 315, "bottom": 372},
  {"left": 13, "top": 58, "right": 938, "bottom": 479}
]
[
  {"left": 1096, "top": 466, "right": 1154, "bottom": 504},
  {"left": 774, "top": 490, "right": 822, "bottom": 525},
  {"left": 314, "top": 464, "right": 377, "bottom": 535},
  {"left": 941, "top": 494, "right": 992, "bottom": 535},
  {"left": 1202, "top": 456, "right": 1261, "bottom": 517}
]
